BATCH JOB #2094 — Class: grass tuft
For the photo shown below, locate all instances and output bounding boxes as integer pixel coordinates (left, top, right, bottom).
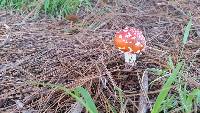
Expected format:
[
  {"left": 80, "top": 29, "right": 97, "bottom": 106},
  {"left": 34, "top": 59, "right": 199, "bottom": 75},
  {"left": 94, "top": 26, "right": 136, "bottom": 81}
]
[
  {"left": 0, "top": 0, "right": 92, "bottom": 18},
  {"left": 182, "top": 14, "right": 192, "bottom": 44},
  {"left": 151, "top": 16, "right": 200, "bottom": 113},
  {"left": 151, "top": 61, "right": 184, "bottom": 113}
]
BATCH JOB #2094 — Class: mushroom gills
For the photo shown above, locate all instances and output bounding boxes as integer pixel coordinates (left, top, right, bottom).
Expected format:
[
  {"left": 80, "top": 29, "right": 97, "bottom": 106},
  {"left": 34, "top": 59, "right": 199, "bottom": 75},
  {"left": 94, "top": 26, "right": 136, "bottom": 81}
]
[{"left": 124, "top": 52, "right": 136, "bottom": 64}]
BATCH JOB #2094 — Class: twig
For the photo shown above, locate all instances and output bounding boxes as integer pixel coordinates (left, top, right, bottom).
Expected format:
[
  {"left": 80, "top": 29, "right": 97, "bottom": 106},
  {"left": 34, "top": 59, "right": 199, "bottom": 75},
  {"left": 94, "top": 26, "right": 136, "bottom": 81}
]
[{"left": 137, "top": 70, "right": 150, "bottom": 113}]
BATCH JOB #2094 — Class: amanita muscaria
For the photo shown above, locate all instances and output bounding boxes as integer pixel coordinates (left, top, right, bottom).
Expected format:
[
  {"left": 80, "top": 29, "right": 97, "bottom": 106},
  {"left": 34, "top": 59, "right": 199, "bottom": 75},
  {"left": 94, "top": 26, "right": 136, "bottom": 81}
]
[{"left": 114, "top": 27, "right": 146, "bottom": 65}]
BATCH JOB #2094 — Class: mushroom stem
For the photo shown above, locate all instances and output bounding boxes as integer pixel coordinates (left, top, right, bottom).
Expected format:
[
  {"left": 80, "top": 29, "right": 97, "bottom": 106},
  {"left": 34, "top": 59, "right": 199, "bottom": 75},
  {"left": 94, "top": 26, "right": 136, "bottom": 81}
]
[{"left": 124, "top": 52, "right": 136, "bottom": 64}]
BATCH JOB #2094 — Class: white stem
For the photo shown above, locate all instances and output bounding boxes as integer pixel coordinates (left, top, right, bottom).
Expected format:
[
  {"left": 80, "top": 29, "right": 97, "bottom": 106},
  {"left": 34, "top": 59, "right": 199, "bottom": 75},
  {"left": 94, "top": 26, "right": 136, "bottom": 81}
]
[{"left": 124, "top": 52, "right": 136, "bottom": 64}]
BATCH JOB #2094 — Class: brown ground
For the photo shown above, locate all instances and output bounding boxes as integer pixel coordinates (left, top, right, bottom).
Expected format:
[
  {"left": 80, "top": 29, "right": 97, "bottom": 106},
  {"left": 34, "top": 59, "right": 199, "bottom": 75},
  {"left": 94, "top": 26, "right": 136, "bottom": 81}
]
[{"left": 0, "top": 0, "right": 200, "bottom": 113}]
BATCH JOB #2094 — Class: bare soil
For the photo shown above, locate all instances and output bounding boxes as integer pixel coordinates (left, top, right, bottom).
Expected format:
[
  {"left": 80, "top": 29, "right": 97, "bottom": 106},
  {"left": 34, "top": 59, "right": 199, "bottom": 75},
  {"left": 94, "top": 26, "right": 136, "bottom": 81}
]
[{"left": 0, "top": 0, "right": 200, "bottom": 113}]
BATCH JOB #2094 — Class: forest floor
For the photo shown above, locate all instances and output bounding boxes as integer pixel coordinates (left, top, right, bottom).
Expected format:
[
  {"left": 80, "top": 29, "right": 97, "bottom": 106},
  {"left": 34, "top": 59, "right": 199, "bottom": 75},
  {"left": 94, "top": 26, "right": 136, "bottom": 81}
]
[{"left": 0, "top": 0, "right": 200, "bottom": 113}]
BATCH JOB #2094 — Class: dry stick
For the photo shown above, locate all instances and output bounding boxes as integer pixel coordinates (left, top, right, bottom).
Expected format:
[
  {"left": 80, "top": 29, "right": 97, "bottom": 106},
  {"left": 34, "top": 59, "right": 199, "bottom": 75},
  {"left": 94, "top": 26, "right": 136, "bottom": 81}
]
[
  {"left": 101, "top": 58, "right": 117, "bottom": 88},
  {"left": 137, "top": 70, "right": 150, "bottom": 113},
  {"left": 99, "top": 58, "right": 120, "bottom": 99}
]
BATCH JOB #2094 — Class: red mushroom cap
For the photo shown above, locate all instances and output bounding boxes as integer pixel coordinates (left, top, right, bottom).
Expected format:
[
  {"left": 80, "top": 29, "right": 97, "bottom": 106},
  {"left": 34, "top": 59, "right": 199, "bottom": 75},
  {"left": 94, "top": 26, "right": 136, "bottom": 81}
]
[{"left": 114, "top": 27, "right": 146, "bottom": 53}]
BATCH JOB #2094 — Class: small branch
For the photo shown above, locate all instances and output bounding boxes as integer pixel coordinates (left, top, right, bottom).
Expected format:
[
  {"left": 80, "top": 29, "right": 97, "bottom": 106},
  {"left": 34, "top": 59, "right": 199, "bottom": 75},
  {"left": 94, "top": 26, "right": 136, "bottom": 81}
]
[{"left": 137, "top": 70, "right": 149, "bottom": 113}]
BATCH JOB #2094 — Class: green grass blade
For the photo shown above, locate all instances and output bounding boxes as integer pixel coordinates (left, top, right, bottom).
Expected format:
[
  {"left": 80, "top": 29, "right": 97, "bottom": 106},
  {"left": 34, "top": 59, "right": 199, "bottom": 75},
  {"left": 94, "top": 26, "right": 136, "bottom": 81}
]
[
  {"left": 183, "top": 16, "right": 192, "bottom": 44},
  {"left": 167, "top": 55, "right": 174, "bottom": 70},
  {"left": 75, "top": 87, "right": 98, "bottom": 113},
  {"left": 179, "top": 88, "right": 200, "bottom": 113},
  {"left": 44, "top": 0, "right": 49, "bottom": 14},
  {"left": 187, "top": 89, "right": 200, "bottom": 105},
  {"left": 147, "top": 68, "right": 167, "bottom": 76},
  {"left": 0, "top": 0, "right": 7, "bottom": 8},
  {"left": 151, "top": 61, "right": 183, "bottom": 113},
  {"left": 114, "top": 86, "right": 125, "bottom": 112},
  {"left": 179, "top": 85, "right": 190, "bottom": 113},
  {"left": 161, "top": 95, "right": 176, "bottom": 112}
]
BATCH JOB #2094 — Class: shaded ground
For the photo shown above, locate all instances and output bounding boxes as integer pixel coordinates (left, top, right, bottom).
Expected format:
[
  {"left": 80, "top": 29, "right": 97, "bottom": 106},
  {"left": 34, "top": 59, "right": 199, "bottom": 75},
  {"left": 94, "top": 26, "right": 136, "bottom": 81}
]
[{"left": 0, "top": 0, "right": 200, "bottom": 113}]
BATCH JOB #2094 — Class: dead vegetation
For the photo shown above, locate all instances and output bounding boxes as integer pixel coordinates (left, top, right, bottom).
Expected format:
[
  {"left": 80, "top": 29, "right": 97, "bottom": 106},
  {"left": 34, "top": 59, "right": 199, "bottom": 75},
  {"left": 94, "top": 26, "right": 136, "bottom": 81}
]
[{"left": 0, "top": 0, "right": 200, "bottom": 113}]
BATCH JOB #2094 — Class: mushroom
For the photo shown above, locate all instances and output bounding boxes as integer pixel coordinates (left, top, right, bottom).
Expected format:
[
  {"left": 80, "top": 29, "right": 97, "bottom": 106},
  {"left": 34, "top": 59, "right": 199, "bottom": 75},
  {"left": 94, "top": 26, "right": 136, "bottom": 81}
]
[{"left": 114, "top": 27, "right": 146, "bottom": 65}]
